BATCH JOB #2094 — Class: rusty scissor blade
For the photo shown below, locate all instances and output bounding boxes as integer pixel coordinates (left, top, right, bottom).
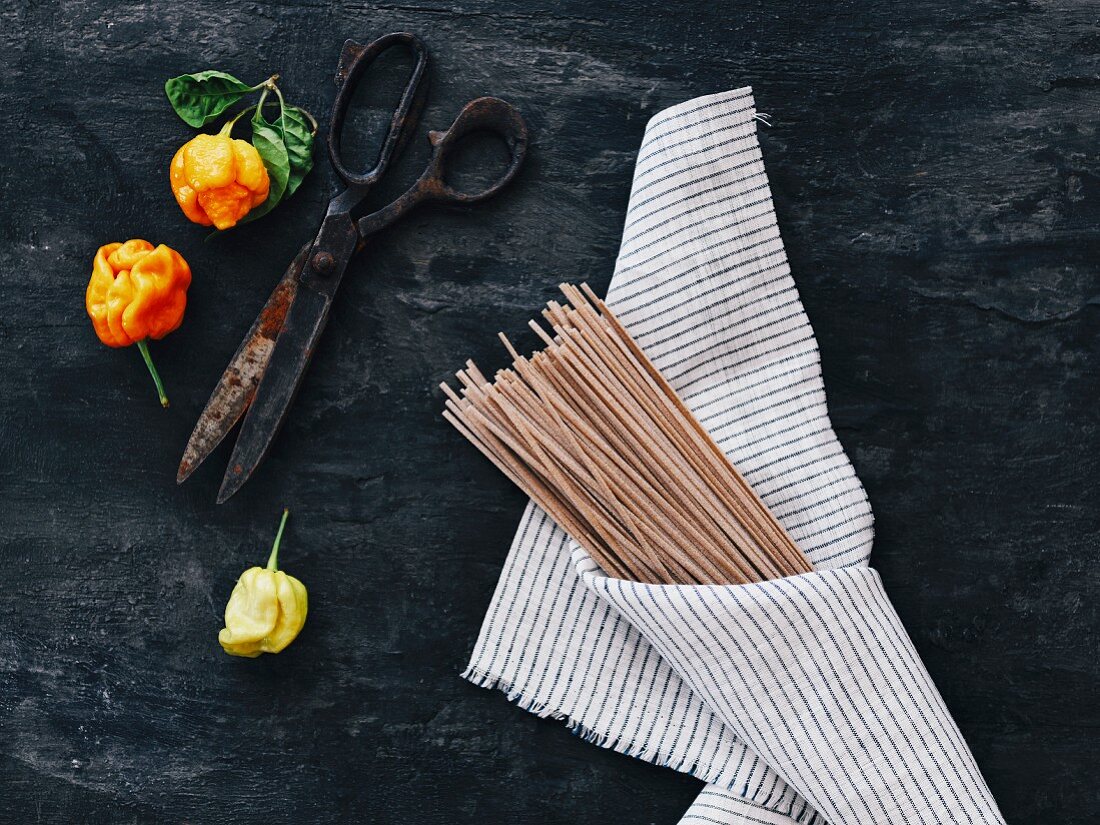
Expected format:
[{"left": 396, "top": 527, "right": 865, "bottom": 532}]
[
  {"left": 176, "top": 244, "right": 310, "bottom": 484},
  {"left": 216, "top": 282, "right": 335, "bottom": 504}
]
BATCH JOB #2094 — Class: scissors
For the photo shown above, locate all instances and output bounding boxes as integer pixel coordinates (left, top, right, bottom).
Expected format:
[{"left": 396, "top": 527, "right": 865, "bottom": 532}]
[{"left": 177, "top": 32, "right": 528, "bottom": 503}]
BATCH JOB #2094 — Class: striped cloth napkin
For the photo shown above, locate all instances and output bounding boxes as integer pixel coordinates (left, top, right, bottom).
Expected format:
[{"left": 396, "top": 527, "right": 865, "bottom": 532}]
[{"left": 462, "top": 88, "right": 1005, "bottom": 824}]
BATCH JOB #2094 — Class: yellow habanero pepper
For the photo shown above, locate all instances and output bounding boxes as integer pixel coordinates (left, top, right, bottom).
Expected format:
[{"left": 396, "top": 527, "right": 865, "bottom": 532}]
[
  {"left": 220, "top": 510, "right": 308, "bottom": 658},
  {"left": 170, "top": 123, "right": 270, "bottom": 230},
  {"left": 85, "top": 239, "right": 191, "bottom": 408}
]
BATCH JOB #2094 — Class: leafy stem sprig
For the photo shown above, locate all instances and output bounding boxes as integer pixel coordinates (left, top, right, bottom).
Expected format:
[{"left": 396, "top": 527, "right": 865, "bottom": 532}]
[{"left": 165, "top": 70, "right": 318, "bottom": 225}]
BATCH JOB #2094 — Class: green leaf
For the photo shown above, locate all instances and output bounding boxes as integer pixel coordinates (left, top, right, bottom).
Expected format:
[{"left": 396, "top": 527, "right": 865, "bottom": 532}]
[
  {"left": 165, "top": 70, "right": 255, "bottom": 128},
  {"left": 281, "top": 106, "right": 315, "bottom": 199},
  {"left": 241, "top": 105, "right": 291, "bottom": 224}
]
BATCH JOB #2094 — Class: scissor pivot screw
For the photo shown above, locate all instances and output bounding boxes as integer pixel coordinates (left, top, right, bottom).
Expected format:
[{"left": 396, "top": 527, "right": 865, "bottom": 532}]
[{"left": 311, "top": 251, "right": 336, "bottom": 276}]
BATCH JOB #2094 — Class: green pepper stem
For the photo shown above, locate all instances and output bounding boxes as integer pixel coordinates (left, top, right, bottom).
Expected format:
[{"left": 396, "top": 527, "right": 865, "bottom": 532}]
[
  {"left": 218, "top": 103, "right": 260, "bottom": 137},
  {"left": 215, "top": 75, "right": 280, "bottom": 137},
  {"left": 136, "top": 339, "right": 169, "bottom": 408},
  {"left": 245, "top": 74, "right": 279, "bottom": 92},
  {"left": 266, "top": 509, "right": 290, "bottom": 571}
]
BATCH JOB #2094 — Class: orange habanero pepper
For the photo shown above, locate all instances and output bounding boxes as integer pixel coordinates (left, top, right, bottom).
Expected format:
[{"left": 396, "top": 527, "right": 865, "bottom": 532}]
[
  {"left": 85, "top": 239, "right": 191, "bottom": 408},
  {"left": 170, "top": 123, "right": 270, "bottom": 230}
]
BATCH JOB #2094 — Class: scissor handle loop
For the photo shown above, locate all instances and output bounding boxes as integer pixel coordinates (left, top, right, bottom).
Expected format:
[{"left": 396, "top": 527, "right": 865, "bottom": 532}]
[
  {"left": 421, "top": 96, "right": 528, "bottom": 204},
  {"left": 356, "top": 97, "right": 528, "bottom": 238},
  {"left": 328, "top": 32, "right": 429, "bottom": 188}
]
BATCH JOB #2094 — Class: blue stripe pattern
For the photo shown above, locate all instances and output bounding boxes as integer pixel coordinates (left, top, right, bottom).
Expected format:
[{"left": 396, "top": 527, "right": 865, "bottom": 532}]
[
  {"left": 463, "top": 88, "right": 1001, "bottom": 824},
  {"left": 577, "top": 558, "right": 1004, "bottom": 824}
]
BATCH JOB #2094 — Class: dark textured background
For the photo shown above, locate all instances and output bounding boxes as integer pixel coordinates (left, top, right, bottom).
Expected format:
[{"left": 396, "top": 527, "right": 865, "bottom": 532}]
[{"left": 1, "top": 1, "right": 1096, "bottom": 822}]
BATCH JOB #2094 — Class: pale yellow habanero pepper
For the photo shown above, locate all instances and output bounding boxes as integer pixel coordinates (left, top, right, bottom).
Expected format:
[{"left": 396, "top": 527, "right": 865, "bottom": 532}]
[{"left": 219, "top": 510, "right": 308, "bottom": 657}]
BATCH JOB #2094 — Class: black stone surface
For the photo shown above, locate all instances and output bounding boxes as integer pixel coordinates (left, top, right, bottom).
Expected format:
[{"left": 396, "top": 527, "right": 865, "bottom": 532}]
[{"left": 1, "top": 1, "right": 1096, "bottom": 822}]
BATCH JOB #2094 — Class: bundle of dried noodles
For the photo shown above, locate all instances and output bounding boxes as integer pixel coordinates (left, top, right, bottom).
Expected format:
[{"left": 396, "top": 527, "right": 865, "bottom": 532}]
[{"left": 441, "top": 283, "right": 812, "bottom": 586}]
